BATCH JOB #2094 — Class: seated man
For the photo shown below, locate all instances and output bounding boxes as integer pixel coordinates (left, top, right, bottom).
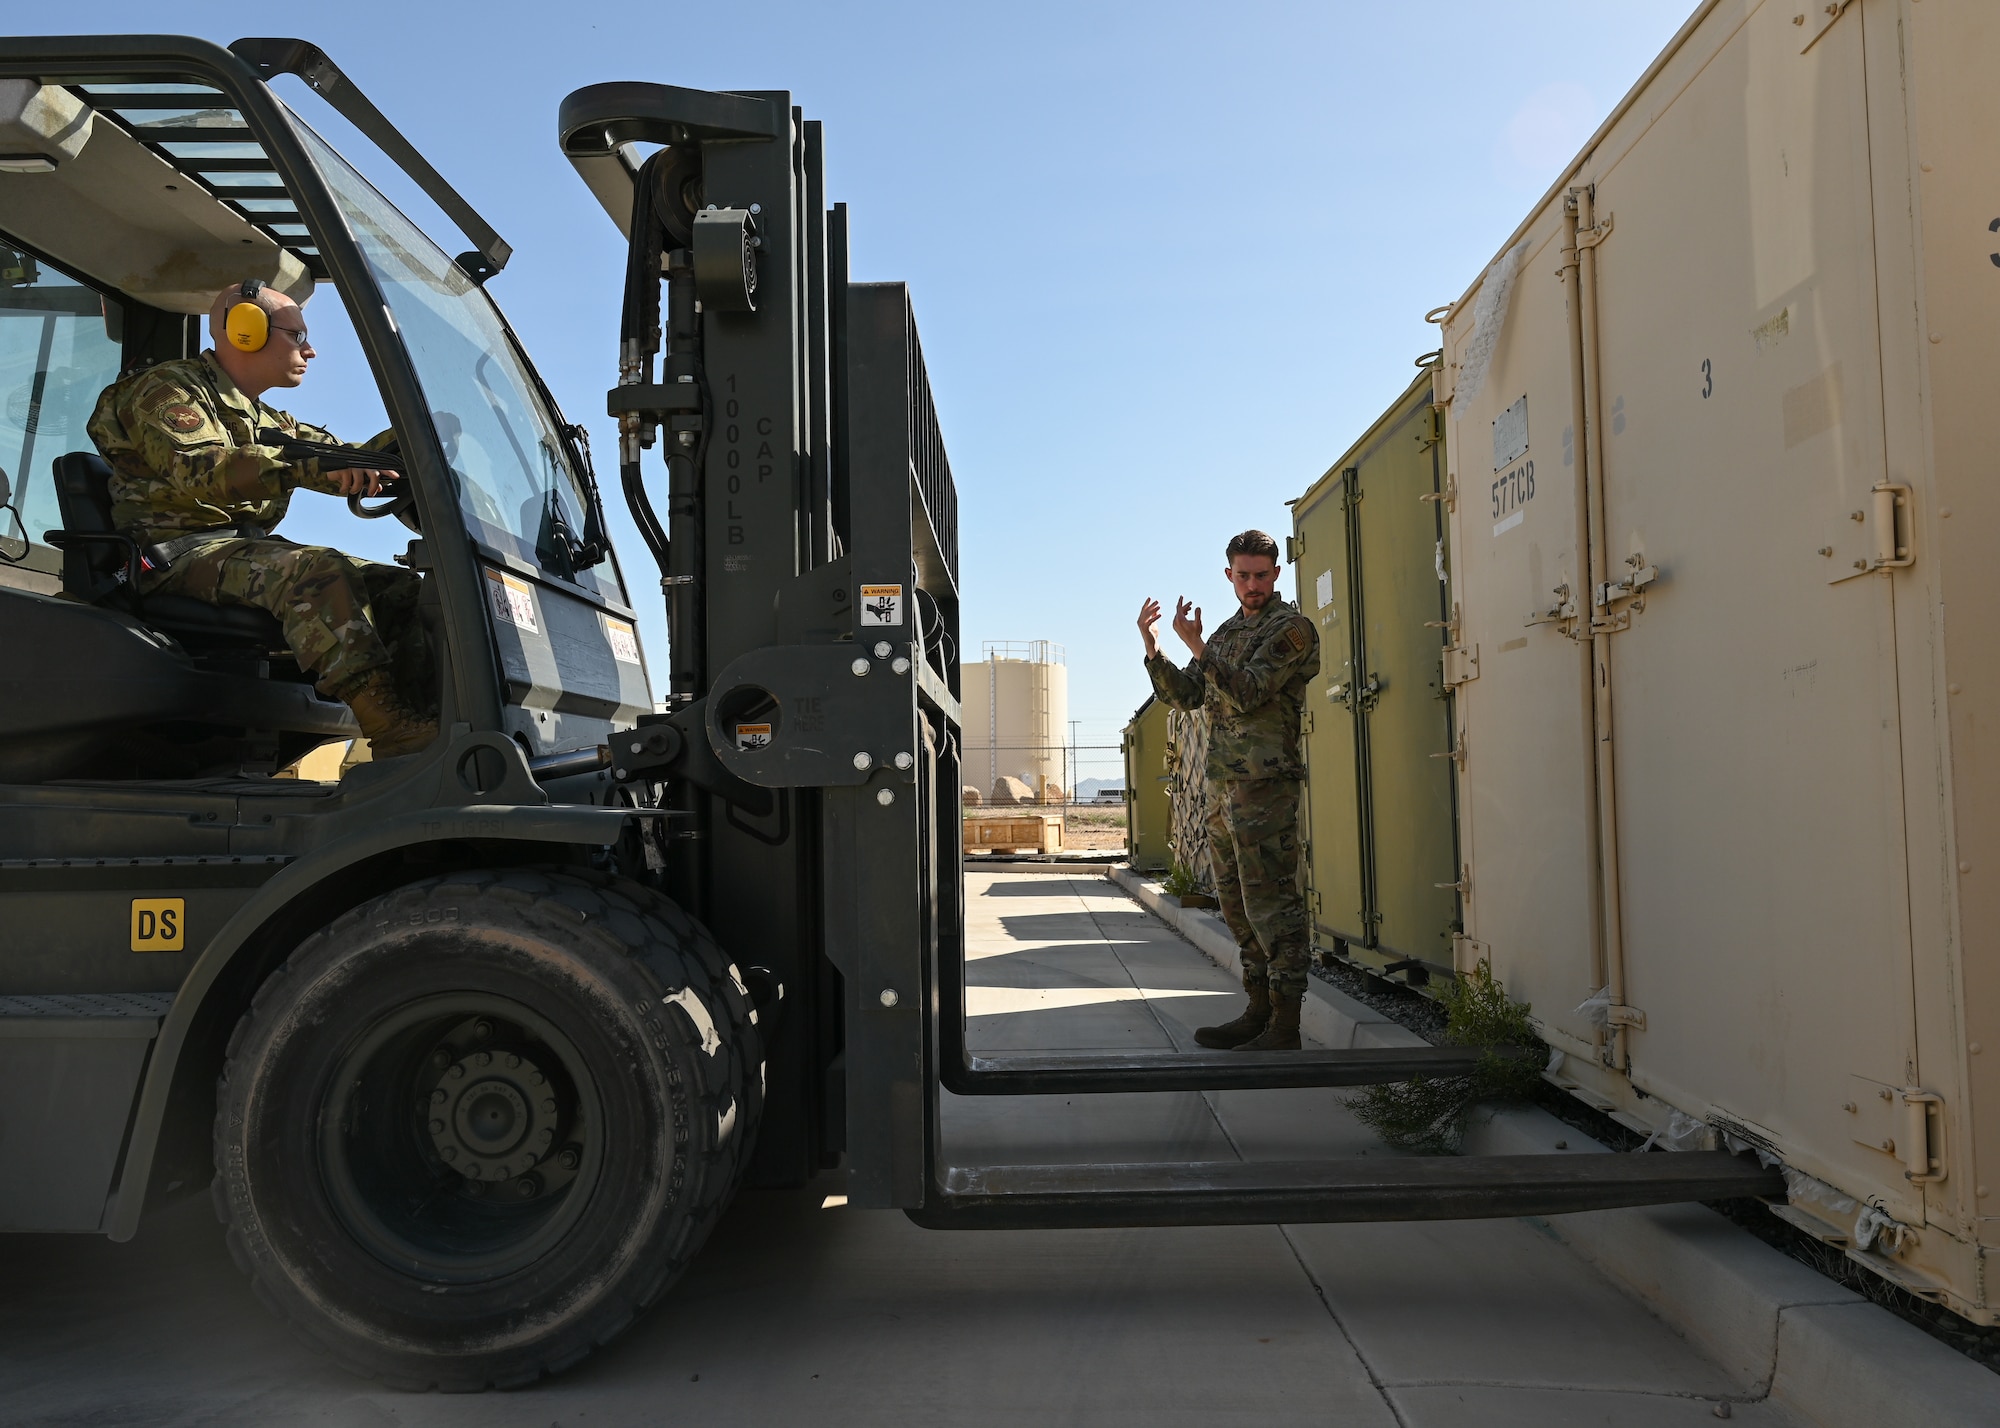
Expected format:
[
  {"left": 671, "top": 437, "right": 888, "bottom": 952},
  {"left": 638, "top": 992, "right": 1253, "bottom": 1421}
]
[{"left": 87, "top": 279, "right": 438, "bottom": 758}]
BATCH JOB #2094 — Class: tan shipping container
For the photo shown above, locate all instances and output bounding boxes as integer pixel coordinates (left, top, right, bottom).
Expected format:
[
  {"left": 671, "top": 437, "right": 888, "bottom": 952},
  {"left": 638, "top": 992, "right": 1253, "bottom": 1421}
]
[{"left": 1436, "top": 0, "right": 1996, "bottom": 1318}]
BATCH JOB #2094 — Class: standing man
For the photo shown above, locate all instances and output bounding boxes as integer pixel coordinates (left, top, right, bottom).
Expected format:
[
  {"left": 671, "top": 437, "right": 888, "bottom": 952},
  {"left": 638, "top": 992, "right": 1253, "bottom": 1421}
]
[
  {"left": 1139, "top": 529, "right": 1320, "bottom": 1050},
  {"left": 88, "top": 279, "right": 438, "bottom": 757}
]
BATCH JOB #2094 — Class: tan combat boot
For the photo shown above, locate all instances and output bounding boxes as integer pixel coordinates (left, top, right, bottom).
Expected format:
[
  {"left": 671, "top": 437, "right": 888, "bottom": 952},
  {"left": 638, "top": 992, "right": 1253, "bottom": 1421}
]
[
  {"left": 1236, "top": 989, "right": 1301, "bottom": 1051},
  {"left": 335, "top": 669, "right": 439, "bottom": 759},
  {"left": 1194, "top": 983, "right": 1271, "bottom": 1049}
]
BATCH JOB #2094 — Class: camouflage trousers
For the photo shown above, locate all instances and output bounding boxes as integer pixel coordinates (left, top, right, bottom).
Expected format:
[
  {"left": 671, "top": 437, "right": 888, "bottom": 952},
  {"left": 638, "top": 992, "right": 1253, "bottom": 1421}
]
[
  {"left": 1205, "top": 776, "right": 1310, "bottom": 998},
  {"left": 144, "top": 536, "right": 435, "bottom": 709}
]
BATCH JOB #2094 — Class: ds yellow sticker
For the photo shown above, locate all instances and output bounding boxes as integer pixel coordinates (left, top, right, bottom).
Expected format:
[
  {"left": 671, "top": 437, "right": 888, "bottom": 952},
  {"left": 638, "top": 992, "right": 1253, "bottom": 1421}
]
[{"left": 131, "top": 897, "right": 185, "bottom": 952}]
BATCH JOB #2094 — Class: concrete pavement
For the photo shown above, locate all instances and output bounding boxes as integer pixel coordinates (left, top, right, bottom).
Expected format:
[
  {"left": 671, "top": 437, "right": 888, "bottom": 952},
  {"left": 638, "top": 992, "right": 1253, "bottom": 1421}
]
[{"left": 0, "top": 869, "right": 1803, "bottom": 1425}]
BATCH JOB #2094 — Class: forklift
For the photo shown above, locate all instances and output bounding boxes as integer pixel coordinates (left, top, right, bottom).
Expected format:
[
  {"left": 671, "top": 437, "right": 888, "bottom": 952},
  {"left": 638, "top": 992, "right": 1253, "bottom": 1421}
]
[{"left": 0, "top": 35, "right": 1784, "bottom": 1389}]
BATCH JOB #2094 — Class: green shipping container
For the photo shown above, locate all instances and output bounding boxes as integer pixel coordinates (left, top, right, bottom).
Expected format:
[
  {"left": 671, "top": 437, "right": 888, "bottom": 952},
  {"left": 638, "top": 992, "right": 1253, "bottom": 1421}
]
[
  {"left": 1290, "top": 368, "right": 1459, "bottom": 981},
  {"left": 1121, "top": 695, "right": 1172, "bottom": 873}
]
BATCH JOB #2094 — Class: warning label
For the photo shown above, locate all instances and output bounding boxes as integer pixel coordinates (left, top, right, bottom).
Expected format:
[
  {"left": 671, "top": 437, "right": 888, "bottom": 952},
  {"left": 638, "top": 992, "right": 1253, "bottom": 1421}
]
[
  {"left": 486, "top": 570, "right": 539, "bottom": 634},
  {"left": 603, "top": 615, "right": 641, "bottom": 664},
  {"left": 859, "top": 583, "right": 904, "bottom": 627},
  {"left": 735, "top": 722, "right": 773, "bottom": 750}
]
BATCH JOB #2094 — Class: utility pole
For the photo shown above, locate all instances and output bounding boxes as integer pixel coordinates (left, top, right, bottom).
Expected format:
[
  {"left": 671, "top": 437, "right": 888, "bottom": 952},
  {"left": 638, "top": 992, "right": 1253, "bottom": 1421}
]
[{"left": 1068, "top": 718, "right": 1081, "bottom": 846}]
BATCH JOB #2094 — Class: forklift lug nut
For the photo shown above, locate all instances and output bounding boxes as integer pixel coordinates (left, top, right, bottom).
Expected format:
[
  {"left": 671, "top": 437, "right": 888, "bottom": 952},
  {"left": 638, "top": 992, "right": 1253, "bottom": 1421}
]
[
  {"left": 852, "top": 752, "right": 873, "bottom": 771},
  {"left": 850, "top": 658, "right": 869, "bottom": 676},
  {"left": 876, "top": 788, "right": 895, "bottom": 806},
  {"left": 891, "top": 657, "right": 910, "bottom": 674},
  {"left": 894, "top": 752, "right": 913, "bottom": 770},
  {"left": 879, "top": 989, "right": 898, "bottom": 1007},
  {"left": 873, "top": 641, "right": 891, "bottom": 657}
]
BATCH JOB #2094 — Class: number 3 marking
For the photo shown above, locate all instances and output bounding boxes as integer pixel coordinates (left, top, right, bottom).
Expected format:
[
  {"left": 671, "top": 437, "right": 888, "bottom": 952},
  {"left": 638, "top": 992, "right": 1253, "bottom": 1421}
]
[{"left": 1700, "top": 358, "right": 1712, "bottom": 399}]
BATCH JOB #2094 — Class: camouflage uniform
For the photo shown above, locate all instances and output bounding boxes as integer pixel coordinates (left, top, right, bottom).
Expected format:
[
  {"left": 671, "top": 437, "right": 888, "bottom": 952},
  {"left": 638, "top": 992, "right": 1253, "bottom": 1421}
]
[
  {"left": 86, "top": 352, "right": 432, "bottom": 706},
  {"left": 1146, "top": 597, "right": 1319, "bottom": 996}
]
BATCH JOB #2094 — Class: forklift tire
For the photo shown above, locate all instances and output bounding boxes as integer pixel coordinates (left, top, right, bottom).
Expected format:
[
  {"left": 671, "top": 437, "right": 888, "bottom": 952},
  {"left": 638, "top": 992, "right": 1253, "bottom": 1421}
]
[{"left": 212, "top": 867, "right": 762, "bottom": 1390}]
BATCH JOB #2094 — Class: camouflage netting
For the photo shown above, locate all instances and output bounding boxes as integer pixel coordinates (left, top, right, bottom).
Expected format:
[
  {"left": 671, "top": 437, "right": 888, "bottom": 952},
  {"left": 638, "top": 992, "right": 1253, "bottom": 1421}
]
[{"left": 1166, "top": 706, "right": 1215, "bottom": 895}]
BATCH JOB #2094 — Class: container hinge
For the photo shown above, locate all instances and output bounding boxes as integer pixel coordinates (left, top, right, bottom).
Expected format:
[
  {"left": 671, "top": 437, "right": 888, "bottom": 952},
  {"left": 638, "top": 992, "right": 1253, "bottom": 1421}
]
[
  {"left": 1575, "top": 212, "right": 1614, "bottom": 250},
  {"left": 1285, "top": 533, "right": 1303, "bottom": 564},
  {"left": 1300, "top": 710, "right": 1314, "bottom": 735},
  {"left": 1434, "top": 864, "right": 1471, "bottom": 899},
  {"left": 1442, "top": 642, "right": 1479, "bottom": 688},
  {"left": 1900, "top": 1089, "right": 1946, "bottom": 1184},
  {"left": 1429, "top": 729, "right": 1466, "bottom": 769},
  {"left": 1605, "top": 1004, "right": 1647, "bottom": 1031},
  {"left": 1418, "top": 476, "right": 1457, "bottom": 512},
  {"left": 1799, "top": 0, "right": 1858, "bottom": 54},
  {"left": 1829, "top": 482, "right": 1914, "bottom": 585}
]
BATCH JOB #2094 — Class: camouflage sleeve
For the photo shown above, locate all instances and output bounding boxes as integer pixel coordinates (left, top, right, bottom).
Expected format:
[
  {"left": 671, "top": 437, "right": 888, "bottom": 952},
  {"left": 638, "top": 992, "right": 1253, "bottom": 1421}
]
[
  {"left": 255, "top": 407, "right": 343, "bottom": 495},
  {"left": 127, "top": 382, "right": 290, "bottom": 508},
  {"left": 1145, "top": 652, "right": 1206, "bottom": 711},
  {"left": 1201, "top": 613, "right": 1319, "bottom": 711}
]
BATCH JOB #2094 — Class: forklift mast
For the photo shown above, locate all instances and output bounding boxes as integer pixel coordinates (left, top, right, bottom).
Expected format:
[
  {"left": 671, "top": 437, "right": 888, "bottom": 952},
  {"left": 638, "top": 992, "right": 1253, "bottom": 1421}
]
[{"left": 560, "top": 85, "right": 964, "bottom": 1191}]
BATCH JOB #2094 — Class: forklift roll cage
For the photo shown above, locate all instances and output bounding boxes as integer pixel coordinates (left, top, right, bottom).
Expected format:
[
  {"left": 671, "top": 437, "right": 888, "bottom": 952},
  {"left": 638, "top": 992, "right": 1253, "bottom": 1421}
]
[{"left": 0, "top": 34, "right": 1783, "bottom": 1287}]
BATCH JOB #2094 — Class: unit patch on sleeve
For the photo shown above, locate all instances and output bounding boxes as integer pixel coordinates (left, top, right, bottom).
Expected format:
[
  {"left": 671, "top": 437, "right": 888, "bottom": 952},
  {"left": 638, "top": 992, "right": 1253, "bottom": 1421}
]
[
  {"left": 162, "top": 403, "right": 206, "bottom": 433},
  {"left": 1282, "top": 622, "right": 1311, "bottom": 655}
]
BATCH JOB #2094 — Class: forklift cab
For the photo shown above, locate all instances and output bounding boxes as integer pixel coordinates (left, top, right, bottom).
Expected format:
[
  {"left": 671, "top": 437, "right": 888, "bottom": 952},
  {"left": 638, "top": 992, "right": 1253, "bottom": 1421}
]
[{"left": 0, "top": 37, "right": 645, "bottom": 792}]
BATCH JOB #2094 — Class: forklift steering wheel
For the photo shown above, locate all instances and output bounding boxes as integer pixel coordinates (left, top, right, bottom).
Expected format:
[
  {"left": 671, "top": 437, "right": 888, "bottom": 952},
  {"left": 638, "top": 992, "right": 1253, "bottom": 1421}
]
[{"left": 348, "top": 484, "right": 422, "bottom": 533}]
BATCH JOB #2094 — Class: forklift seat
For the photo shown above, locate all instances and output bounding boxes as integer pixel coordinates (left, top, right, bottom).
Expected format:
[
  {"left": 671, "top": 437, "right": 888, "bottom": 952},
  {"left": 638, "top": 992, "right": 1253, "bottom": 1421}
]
[{"left": 47, "top": 452, "right": 286, "bottom": 650}]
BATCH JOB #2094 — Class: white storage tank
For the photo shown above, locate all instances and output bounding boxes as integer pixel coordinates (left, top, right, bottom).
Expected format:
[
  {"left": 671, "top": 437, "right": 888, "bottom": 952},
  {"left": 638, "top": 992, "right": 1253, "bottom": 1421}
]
[
  {"left": 960, "top": 641, "right": 1069, "bottom": 803},
  {"left": 1435, "top": 0, "right": 1998, "bottom": 1321}
]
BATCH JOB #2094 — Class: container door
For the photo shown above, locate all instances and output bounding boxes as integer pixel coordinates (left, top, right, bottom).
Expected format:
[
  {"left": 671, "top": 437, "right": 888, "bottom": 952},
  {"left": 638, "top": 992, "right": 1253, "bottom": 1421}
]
[
  {"left": 1293, "top": 476, "right": 1368, "bottom": 947},
  {"left": 1354, "top": 395, "right": 1460, "bottom": 972},
  {"left": 1591, "top": 8, "right": 1918, "bottom": 1217},
  {"left": 1439, "top": 214, "right": 1601, "bottom": 1053}
]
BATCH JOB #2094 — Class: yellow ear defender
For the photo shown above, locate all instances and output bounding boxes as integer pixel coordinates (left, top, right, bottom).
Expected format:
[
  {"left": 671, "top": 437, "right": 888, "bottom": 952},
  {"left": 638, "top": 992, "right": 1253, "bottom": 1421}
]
[{"left": 224, "top": 277, "right": 269, "bottom": 353}]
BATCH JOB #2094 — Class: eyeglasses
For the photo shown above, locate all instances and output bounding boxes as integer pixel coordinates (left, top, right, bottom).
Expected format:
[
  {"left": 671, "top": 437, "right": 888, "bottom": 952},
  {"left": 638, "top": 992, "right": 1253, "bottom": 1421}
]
[{"left": 269, "top": 324, "right": 311, "bottom": 350}]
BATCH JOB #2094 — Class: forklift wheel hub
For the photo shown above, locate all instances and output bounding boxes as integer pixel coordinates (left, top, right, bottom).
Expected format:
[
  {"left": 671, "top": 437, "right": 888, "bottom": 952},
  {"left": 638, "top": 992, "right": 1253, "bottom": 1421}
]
[{"left": 427, "top": 1049, "right": 559, "bottom": 1182}]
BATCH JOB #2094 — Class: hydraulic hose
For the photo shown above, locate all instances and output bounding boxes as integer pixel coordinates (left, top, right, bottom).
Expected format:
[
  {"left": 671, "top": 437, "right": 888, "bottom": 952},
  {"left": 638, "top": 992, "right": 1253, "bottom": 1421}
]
[{"left": 617, "top": 151, "right": 671, "bottom": 577}]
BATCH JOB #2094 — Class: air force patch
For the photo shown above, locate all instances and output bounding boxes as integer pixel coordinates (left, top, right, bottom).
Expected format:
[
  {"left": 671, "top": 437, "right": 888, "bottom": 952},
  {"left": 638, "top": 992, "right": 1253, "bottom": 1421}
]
[
  {"left": 1282, "top": 621, "right": 1311, "bottom": 656},
  {"left": 161, "top": 403, "right": 206, "bottom": 434}
]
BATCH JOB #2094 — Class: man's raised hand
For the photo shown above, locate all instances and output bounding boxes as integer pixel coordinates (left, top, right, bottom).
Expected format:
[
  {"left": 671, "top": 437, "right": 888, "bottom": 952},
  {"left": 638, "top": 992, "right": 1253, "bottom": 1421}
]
[
  {"left": 1138, "top": 597, "right": 1163, "bottom": 660},
  {"left": 1173, "top": 596, "right": 1206, "bottom": 658}
]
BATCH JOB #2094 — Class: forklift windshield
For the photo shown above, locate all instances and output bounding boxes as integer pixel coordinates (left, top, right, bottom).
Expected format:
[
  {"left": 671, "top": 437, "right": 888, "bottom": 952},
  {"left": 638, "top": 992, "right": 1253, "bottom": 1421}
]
[{"left": 291, "top": 119, "right": 613, "bottom": 596}]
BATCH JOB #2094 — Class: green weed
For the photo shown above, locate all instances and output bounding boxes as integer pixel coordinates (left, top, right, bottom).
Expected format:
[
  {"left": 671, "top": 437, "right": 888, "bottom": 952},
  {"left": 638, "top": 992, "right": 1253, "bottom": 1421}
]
[{"left": 1346, "top": 960, "right": 1544, "bottom": 1154}]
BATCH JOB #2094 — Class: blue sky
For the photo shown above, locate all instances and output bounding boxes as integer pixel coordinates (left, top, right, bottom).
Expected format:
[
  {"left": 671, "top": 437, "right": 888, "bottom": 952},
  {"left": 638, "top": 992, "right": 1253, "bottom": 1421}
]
[{"left": 58, "top": 1, "right": 1691, "bottom": 782}]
